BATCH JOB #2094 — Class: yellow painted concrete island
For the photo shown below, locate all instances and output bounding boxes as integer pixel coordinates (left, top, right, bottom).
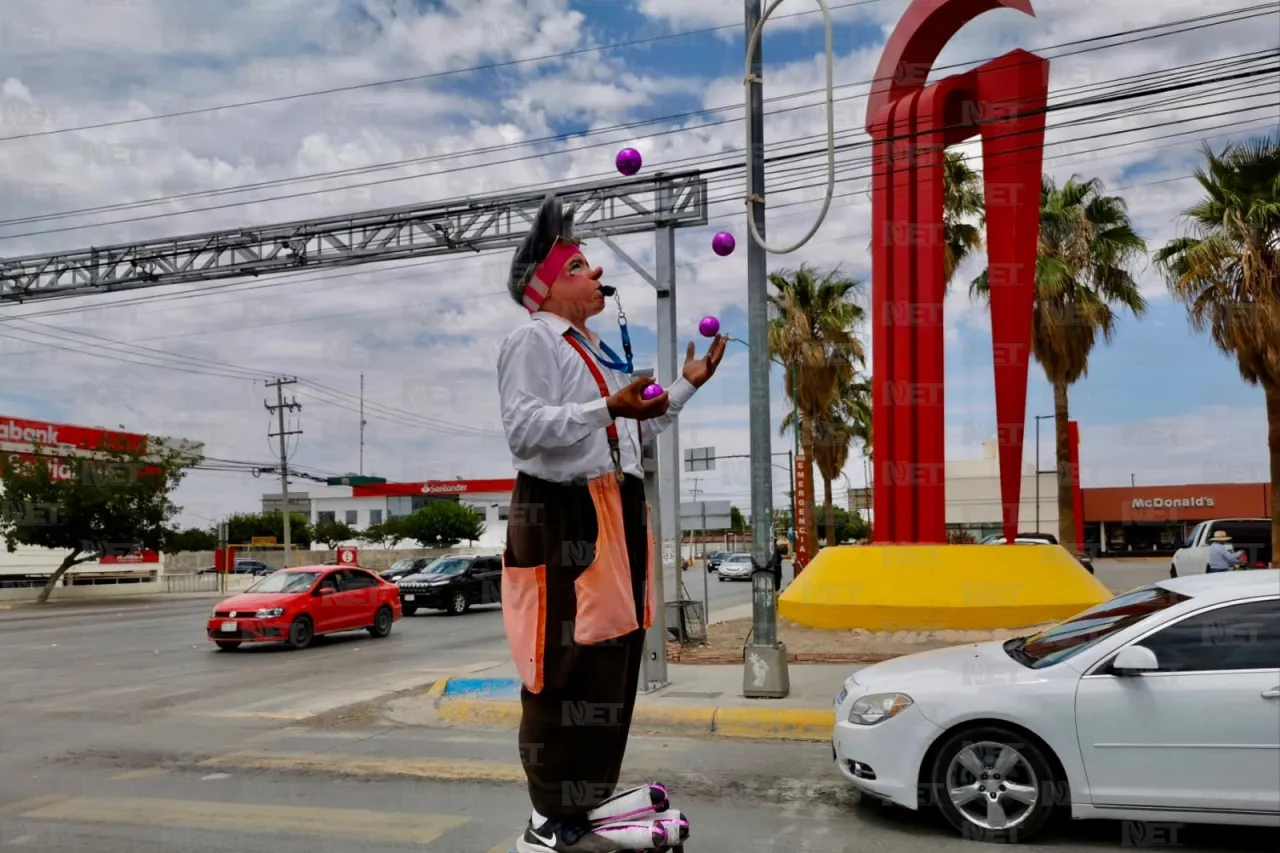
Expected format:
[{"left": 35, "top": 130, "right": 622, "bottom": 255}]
[{"left": 778, "top": 544, "right": 1112, "bottom": 630}]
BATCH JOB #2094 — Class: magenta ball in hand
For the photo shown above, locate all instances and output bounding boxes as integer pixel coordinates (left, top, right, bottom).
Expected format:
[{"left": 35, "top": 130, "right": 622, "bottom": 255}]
[
  {"left": 641, "top": 383, "right": 664, "bottom": 401},
  {"left": 616, "top": 147, "right": 642, "bottom": 176},
  {"left": 698, "top": 315, "right": 720, "bottom": 337}
]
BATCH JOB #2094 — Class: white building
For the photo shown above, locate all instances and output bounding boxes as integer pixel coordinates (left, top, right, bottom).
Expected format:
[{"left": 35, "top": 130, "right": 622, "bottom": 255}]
[
  {"left": 941, "top": 439, "right": 1060, "bottom": 540},
  {"left": 305, "top": 478, "right": 515, "bottom": 551}
]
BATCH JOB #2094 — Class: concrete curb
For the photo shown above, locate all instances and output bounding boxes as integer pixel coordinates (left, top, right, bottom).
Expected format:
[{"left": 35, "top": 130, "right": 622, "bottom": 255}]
[{"left": 431, "top": 677, "right": 834, "bottom": 742}]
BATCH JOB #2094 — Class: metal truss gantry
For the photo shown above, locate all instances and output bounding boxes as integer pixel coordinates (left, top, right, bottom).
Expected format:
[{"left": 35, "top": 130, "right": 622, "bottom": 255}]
[
  {"left": 0, "top": 169, "right": 709, "bottom": 692},
  {"left": 0, "top": 171, "right": 707, "bottom": 303}
]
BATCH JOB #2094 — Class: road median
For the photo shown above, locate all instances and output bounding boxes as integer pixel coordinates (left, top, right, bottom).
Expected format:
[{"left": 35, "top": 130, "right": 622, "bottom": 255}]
[{"left": 421, "top": 677, "right": 835, "bottom": 742}]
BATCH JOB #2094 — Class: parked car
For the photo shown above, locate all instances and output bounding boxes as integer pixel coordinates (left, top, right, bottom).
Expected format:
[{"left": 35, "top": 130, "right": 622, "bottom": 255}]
[
  {"left": 705, "top": 551, "right": 727, "bottom": 573},
  {"left": 206, "top": 565, "right": 401, "bottom": 651},
  {"left": 981, "top": 533, "right": 1093, "bottom": 574},
  {"left": 381, "top": 557, "right": 435, "bottom": 583},
  {"left": 198, "top": 559, "right": 274, "bottom": 576},
  {"left": 397, "top": 554, "right": 502, "bottom": 616},
  {"left": 1171, "top": 518, "right": 1272, "bottom": 576},
  {"left": 716, "top": 553, "right": 753, "bottom": 581},
  {"left": 831, "top": 571, "right": 1280, "bottom": 842}
]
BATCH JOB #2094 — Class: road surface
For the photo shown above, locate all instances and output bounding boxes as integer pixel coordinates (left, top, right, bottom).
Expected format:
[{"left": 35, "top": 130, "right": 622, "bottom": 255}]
[{"left": 3, "top": 559, "right": 1269, "bottom": 852}]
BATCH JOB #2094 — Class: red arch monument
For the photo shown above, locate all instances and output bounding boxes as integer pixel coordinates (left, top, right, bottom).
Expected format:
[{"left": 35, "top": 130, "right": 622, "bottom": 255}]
[{"left": 865, "top": 0, "right": 1048, "bottom": 543}]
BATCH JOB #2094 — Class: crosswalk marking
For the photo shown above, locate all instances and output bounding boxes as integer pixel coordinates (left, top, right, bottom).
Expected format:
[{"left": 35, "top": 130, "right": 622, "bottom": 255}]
[
  {"left": 0, "top": 796, "right": 69, "bottom": 819},
  {"left": 201, "top": 750, "right": 527, "bottom": 783},
  {"left": 109, "top": 768, "right": 171, "bottom": 781},
  {"left": 15, "top": 796, "right": 469, "bottom": 845}
]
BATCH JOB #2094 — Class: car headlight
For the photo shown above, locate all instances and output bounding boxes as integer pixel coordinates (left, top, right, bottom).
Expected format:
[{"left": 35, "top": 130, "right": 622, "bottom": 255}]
[
  {"left": 834, "top": 687, "right": 848, "bottom": 708},
  {"left": 848, "top": 693, "right": 913, "bottom": 725},
  {"left": 253, "top": 607, "right": 285, "bottom": 619}
]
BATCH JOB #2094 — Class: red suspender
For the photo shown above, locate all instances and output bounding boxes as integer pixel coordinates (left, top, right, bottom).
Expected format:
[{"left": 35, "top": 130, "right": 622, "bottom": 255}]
[{"left": 562, "top": 331, "right": 639, "bottom": 481}]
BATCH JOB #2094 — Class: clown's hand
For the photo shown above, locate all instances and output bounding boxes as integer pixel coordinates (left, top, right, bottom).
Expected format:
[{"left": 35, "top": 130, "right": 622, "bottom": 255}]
[
  {"left": 607, "top": 377, "right": 669, "bottom": 421},
  {"left": 682, "top": 335, "right": 727, "bottom": 388}
]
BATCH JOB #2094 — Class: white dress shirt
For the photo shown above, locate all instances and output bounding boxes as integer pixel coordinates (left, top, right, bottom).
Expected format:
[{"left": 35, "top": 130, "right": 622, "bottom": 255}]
[{"left": 497, "top": 312, "right": 696, "bottom": 483}]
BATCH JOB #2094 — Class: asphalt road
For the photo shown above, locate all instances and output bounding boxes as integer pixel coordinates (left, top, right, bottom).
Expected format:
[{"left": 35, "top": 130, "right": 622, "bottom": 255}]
[{"left": 4, "top": 557, "right": 1268, "bottom": 853}]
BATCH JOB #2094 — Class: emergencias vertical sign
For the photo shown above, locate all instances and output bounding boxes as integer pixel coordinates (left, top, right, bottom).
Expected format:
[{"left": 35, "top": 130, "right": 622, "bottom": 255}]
[{"left": 794, "top": 446, "right": 811, "bottom": 573}]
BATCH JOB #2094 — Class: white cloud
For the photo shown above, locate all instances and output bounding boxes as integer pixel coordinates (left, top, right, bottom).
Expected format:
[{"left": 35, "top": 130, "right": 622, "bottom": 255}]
[{"left": 0, "top": 0, "right": 1273, "bottom": 529}]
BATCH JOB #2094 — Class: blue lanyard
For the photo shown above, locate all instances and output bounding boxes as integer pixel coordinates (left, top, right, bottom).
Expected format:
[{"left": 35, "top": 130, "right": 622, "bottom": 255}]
[{"left": 567, "top": 327, "right": 633, "bottom": 374}]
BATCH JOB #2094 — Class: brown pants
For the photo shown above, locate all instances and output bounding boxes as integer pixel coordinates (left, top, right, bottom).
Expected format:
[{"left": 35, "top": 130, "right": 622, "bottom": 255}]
[{"left": 505, "top": 471, "right": 650, "bottom": 823}]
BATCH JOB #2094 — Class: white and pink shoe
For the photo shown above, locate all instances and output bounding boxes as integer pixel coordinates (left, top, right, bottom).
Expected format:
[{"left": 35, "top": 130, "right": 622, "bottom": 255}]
[
  {"left": 587, "top": 783, "right": 669, "bottom": 826},
  {"left": 592, "top": 811, "right": 690, "bottom": 851}
]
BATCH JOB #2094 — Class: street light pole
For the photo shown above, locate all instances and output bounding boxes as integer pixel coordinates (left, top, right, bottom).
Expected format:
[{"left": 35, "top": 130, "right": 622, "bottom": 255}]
[
  {"left": 743, "top": 0, "right": 787, "bottom": 699},
  {"left": 1034, "top": 414, "right": 1052, "bottom": 534}
]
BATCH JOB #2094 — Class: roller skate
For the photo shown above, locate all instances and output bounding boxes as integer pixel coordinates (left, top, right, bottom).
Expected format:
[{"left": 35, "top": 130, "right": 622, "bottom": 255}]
[
  {"left": 587, "top": 783, "right": 669, "bottom": 826},
  {"left": 584, "top": 783, "right": 689, "bottom": 852}
]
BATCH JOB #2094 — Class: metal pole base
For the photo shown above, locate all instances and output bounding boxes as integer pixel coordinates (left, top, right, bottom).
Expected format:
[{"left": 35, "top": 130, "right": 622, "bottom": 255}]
[{"left": 742, "top": 642, "right": 790, "bottom": 698}]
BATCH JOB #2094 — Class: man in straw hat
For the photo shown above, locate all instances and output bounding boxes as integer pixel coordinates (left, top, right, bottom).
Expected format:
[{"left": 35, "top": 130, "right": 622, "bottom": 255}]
[
  {"left": 1206, "top": 529, "right": 1239, "bottom": 572},
  {"left": 497, "top": 193, "right": 726, "bottom": 853}
]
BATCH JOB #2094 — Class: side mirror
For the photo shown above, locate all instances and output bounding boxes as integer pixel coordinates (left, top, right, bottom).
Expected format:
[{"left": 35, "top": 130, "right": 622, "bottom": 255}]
[
  {"left": 315, "top": 586, "right": 336, "bottom": 597},
  {"left": 1112, "top": 645, "right": 1159, "bottom": 675}
]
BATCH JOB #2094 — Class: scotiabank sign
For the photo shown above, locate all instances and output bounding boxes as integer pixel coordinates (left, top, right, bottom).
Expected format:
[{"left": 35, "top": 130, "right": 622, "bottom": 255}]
[
  {"left": 0, "top": 416, "right": 147, "bottom": 454},
  {"left": 1131, "top": 497, "right": 1214, "bottom": 509}
]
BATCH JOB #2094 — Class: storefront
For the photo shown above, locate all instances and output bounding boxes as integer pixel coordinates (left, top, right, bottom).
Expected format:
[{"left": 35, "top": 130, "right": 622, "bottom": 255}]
[{"left": 1081, "top": 483, "right": 1272, "bottom": 556}]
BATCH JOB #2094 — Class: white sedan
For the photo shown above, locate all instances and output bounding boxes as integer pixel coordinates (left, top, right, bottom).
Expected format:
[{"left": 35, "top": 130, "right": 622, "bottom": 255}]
[{"left": 832, "top": 571, "right": 1280, "bottom": 843}]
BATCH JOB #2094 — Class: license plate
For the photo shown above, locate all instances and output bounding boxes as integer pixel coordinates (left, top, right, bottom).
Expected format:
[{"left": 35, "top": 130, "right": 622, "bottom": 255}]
[
  {"left": 403, "top": 595, "right": 415, "bottom": 601},
  {"left": 221, "top": 621, "right": 238, "bottom": 632}
]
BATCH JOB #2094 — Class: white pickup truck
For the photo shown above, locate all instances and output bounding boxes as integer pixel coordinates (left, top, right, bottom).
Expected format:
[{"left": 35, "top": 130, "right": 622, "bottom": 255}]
[{"left": 1170, "top": 518, "right": 1271, "bottom": 577}]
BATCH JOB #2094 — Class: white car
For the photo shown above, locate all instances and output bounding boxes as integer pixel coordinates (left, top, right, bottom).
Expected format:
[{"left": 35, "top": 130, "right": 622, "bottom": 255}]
[
  {"left": 716, "top": 553, "right": 754, "bottom": 581},
  {"left": 832, "top": 571, "right": 1280, "bottom": 842}
]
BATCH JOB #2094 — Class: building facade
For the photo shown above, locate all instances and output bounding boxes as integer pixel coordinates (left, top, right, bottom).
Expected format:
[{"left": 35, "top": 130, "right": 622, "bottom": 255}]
[
  {"left": 306, "top": 478, "right": 515, "bottom": 550},
  {"left": 261, "top": 491, "right": 312, "bottom": 516},
  {"left": 0, "top": 414, "right": 204, "bottom": 580},
  {"left": 1083, "top": 483, "right": 1272, "bottom": 556}
]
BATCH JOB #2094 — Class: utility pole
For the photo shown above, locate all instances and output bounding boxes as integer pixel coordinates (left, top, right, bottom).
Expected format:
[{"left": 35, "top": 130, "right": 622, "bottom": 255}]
[
  {"left": 743, "top": 0, "right": 788, "bottom": 698},
  {"left": 265, "top": 377, "right": 302, "bottom": 563},
  {"left": 688, "top": 477, "right": 703, "bottom": 567},
  {"left": 359, "top": 373, "right": 367, "bottom": 476}
]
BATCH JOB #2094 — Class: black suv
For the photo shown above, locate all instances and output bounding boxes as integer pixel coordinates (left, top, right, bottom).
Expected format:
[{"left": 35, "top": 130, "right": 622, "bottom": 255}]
[
  {"left": 380, "top": 557, "right": 434, "bottom": 583},
  {"left": 397, "top": 555, "right": 502, "bottom": 616}
]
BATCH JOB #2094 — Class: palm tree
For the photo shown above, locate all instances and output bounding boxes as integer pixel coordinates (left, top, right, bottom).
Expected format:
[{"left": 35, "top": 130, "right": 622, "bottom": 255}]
[
  {"left": 943, "top": 149, "right": 986, "bottom": 285},
  {"left": 768, "top": 265, "right": 866, "bottom": 559},
  {"left": 782, "top": 375, "right": 868, "bottom": 546},
  {"left": 1154, "top": 136, "right": 1280, "bottom": 564},
  {"left": 971, "top": 174, "right": 1147, "bottom": 554}
]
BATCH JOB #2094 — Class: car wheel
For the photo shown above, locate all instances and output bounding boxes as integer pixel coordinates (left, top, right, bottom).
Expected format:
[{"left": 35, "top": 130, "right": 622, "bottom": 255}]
[
  {"left": 286, "top": 616, "right": 314, "bottom": 650},
  {"left": 447, "top": 592, "right": 469, "bottom": 615},
  {"left": 931, "top": 726, "right": 1065, "bottom": 843},
  {"left": 368, "top": 605, "right": 394, "bottom": 638},
  {"left": 402, "top": 604, "right": 418, "bottom": 617},
  {"left": 215, "top": 640, "right": 241, "bottom": 651}
]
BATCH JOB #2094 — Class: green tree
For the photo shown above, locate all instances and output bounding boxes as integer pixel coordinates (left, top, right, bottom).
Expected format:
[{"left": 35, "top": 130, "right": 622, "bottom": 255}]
[
  {"left": 359, "top": 518, "right": 405, "bottom": 548},
  {"left": 942, "top": 149, "right": 986, "bottom": 285},
  {"left": 162, "top": 526, "right": 218, "bottom": 553},
  {"left": 0, "top": 438, "right": 189, "bottom": 603},
  {"left": 812, "top": 504, "right": 867, "bottom": 544},
  {"left": 399, "top": 501, "right": 486, "bottom": 548},
  {"left": 768, "top": 263, "right": 866, "bottom": 561},
  {"left": 224, "top": 511, "right": 313, "bottom": 549},
  {"left": 1154, "top": 135, "right": 1280, "bottom": 562},
  {"left": 972, "top": 174, "right": 1147, "bottom": 554},
  {"left": 313, "top": 519, "right": 354, "bottom": 548},
  {"left": 729, "top": 506, "right": 747, "bottom": 534}
]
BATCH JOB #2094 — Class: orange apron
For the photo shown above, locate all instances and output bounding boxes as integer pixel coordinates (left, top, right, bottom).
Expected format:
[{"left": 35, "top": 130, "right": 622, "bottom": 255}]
[{"left": 501, "top": 332, "right": 656, "bottom": 694}]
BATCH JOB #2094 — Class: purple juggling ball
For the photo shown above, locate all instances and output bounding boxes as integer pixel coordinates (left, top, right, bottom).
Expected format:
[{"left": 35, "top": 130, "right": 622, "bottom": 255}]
[
  {"left": 641, "top": 383, "right": 664, "bottom": 400},
  {"left": 616, "top": 148, "right": 642, "bottom": 176},
  {"left": 698, "top": 315, "right": 720, "bottom": 337},
  {"left": 712, "top": 231, "right": 736, "bottom": 256}
]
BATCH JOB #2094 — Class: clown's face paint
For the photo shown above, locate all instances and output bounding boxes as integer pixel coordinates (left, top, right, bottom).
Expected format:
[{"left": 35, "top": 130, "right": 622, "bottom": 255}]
[{"left": 539, "top": 245, "right": 606, "bottom": 320}]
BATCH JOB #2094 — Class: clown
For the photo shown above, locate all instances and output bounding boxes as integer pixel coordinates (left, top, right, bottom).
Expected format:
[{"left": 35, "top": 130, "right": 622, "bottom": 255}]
[{"left": 497, "top": 194, "right": 726, "bottom": 853}]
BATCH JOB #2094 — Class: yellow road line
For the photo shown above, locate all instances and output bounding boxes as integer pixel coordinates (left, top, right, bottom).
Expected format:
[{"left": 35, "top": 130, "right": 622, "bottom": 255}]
[
  {"left": 485, "top": 835, "right": 519, "bottom": 853},
  {"left": 0, "top": 795, "right": 69, "bottom": 819},
  {"left": 201, "top": 750, "right": 527, "bottom": 784},
  {"left": 19, "top": 797, "right": 469, "bottom": 845}
]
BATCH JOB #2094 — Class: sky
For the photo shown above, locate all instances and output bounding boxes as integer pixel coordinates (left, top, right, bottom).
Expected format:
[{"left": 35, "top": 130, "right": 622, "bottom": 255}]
[{"left": 0, "top": 0, "right": 1276, "bottom": 528}]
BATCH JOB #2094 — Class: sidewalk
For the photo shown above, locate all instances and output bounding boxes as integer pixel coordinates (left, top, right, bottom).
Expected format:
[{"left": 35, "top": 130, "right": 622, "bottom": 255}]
[{"left": 381, "top": 660, "right": 860, "bottom": 743}]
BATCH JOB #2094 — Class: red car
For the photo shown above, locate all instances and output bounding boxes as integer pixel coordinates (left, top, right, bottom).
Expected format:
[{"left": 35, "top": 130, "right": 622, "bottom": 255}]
[{"left": 206, "top": 565, "right": 402, "bottom": 651}]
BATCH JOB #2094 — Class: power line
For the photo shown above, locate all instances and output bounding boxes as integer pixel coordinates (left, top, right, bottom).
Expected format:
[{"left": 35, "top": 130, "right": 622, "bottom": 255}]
[
  {"left": 0, "top": 0, "right": 892, "bottom": 144},
  {"left": 0, "top": 5, "right": 1271, "bottom": 236}
]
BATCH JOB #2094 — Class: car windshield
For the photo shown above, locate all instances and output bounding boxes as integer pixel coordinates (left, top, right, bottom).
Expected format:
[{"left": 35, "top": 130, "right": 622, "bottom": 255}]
[
  {"left": 246, "top": 571, "right": 321, "bottom": 594},
  {"left": 1005, "top": 585, "right": 1191, "bottom": 669},
  {"left": 427, "top": 558, "right": 470, "bottom": 576},
  {"left": 387, "top": 559, "right": 414, "bottom": 572}
]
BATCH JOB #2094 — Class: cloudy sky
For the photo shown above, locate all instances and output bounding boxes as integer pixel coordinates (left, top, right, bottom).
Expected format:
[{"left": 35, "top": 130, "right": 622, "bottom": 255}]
[{"left": 0, "top": 0, "right": 1276, "bottom": 527}]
